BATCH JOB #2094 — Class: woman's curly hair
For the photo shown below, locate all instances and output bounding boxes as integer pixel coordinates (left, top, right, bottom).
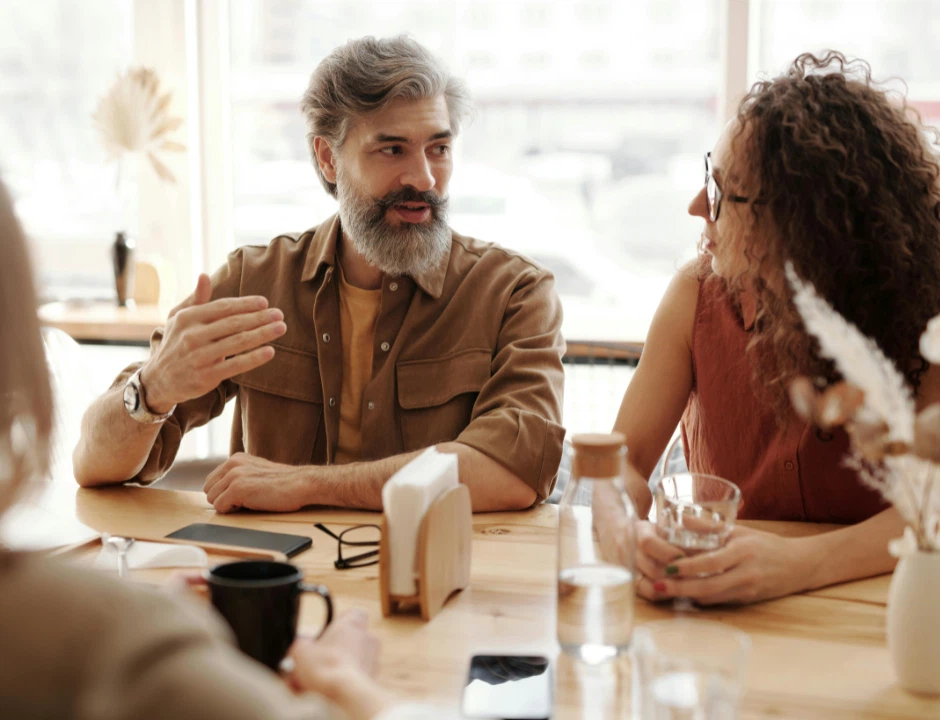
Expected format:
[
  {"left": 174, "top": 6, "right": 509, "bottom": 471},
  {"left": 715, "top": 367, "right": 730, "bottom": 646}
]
[{"left": 717, "top": 51, "right": 940, "bottom": 416}]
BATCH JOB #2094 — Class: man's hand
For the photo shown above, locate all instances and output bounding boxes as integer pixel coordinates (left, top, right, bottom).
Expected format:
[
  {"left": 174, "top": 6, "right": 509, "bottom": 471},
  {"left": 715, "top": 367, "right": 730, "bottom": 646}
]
[
  {"left": 636, "top": 523, "right": 817, "bottom": 605},
  {"left": 204, "top": 453, "right": 312, "bottom": 513},
  {"left": 142, "top": 273, "right": 287, "bottom": 412}
]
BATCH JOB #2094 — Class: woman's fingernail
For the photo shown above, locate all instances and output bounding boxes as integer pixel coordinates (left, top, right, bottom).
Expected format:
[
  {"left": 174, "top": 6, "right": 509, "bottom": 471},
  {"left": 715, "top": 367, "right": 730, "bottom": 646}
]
[
  {"left": 674, "top": 555, "right": 684, "bottom": 561},
  {"left": 665, "top": 565, "right": 679, "bottom": 576},
  {"left": 654, "top": 581, "right": 667, "bottom": 593}
]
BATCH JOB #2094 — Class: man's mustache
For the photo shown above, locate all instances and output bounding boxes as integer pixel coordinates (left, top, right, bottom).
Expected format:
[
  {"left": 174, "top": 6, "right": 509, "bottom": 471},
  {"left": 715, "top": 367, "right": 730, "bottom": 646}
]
[{"left": 375, "top": 188, "right": 447, "bottom": 210}]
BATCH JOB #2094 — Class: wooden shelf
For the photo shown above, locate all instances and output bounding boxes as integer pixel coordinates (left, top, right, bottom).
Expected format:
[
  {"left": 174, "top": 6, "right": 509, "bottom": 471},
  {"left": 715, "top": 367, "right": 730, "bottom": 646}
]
[{"left": 39, "top": 301, "right": 165, "bottom": 344}]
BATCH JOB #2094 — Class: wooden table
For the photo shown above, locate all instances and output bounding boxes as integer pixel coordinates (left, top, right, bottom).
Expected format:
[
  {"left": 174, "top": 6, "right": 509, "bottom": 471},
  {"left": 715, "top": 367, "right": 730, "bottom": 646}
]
[
  {"left": 38, "top": 483, "right": 940, "bottom": 718},
  {"left": 38, "top": 301, "right": 165, "bottom": 344}
]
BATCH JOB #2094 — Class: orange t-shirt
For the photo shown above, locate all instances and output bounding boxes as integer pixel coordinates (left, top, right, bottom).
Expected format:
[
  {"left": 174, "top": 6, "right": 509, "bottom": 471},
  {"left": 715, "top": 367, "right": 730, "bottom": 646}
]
[{"left": 334, "top": 265, "right": 382, "bottom": 464}]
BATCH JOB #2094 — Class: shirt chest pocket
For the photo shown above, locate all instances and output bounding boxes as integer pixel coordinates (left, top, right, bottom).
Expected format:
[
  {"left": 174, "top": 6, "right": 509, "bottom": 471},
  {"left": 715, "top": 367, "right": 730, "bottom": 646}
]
[
  {"left": 396, "top": 348, "right": 491, "bottom": 451},
  {"left": 235, "top": 346, "right": 323, "bottom": 465}
]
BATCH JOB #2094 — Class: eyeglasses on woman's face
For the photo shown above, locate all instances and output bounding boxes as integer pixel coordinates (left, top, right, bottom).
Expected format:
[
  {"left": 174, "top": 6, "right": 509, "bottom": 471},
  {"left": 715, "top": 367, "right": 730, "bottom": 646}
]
[{"left": 705, "top": 151, "right": 751, "bottom": 222}]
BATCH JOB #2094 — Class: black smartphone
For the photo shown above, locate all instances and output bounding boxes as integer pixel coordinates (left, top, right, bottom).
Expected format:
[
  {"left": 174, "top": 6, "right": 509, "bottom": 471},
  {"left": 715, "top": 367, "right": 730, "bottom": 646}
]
[
  {"left": 165, "top": 523, "right": 312, "bottom": 557},
  {"left": 461, "top": 654, "right": 552, "bottom": 720}
]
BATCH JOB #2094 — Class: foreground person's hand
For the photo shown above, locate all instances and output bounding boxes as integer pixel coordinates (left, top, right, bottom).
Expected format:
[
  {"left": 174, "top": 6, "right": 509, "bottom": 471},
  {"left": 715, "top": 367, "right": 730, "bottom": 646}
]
[
  {"left": 163, "top": 570, "right": 209, "bottom": 600},
  {"left": 142, "top": 273, "right": 287, "bottom": 413},
  {"left": 204, "top": 452, "right": 311, "bottom": 513},
  {"left": 289, "top": 610, "right": 397, "bottom": 720},
  {"left": 641, "top": 525, "right": 816, "bottom": 605}
]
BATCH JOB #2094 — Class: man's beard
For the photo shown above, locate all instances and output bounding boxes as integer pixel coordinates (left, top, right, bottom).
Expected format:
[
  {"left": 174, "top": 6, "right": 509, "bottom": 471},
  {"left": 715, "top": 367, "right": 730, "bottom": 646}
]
[{"left": 336, "top": 169, "right": 451, "bottom": 278}]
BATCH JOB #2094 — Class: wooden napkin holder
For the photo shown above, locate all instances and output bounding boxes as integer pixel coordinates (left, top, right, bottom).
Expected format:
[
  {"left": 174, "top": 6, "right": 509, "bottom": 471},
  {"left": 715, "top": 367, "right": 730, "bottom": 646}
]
[{"left": 379, "top": 483, "right": 472, "bottom": 621}]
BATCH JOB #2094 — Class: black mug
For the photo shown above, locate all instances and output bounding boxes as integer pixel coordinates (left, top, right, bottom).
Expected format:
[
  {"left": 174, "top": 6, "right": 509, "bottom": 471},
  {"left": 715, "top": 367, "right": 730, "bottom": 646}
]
[{"left": 205, "top": 560, "right": 333, "bottom": 670}]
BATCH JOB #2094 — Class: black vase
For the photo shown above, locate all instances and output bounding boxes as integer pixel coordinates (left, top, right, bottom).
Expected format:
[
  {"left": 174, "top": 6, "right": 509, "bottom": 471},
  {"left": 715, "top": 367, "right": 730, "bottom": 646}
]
[{"left": 111, "top": 231, "right": 136, "bottom": 307}]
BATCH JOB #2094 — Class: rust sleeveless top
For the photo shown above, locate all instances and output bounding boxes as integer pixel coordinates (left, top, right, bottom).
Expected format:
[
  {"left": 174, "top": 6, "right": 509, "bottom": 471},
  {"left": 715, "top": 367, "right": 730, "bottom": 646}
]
[{"left": 680, "top": 277, "right": 887, "bottom": 523}]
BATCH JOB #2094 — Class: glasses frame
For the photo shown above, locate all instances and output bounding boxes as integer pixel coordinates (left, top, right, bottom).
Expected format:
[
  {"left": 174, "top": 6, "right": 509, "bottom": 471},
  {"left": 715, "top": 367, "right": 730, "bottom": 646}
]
[
  {"left": 314, "top": 523, "right": 381, "bottom": 570},
  {"left": 705, "top": 152, "right": 751, "bottom": 222}
]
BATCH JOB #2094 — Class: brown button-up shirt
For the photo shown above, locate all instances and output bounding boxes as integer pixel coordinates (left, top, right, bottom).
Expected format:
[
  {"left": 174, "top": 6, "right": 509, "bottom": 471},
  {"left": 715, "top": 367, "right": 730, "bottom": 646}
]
[{"left": 118, "top": 215, "right": 566, "bottom": 502}]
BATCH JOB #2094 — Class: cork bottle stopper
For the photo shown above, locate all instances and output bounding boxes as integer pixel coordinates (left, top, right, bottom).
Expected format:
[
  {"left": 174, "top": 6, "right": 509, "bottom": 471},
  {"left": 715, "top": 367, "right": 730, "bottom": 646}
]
[{"left": 570, "top": 432, "right": 626, "bottom": 479}]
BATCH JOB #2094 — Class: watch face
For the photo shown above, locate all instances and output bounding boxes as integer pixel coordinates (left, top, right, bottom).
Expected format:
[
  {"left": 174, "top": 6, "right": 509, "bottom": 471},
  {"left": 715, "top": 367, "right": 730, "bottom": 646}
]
[{"left": 123, "top": 382, "right": 140, "bottom": 414}]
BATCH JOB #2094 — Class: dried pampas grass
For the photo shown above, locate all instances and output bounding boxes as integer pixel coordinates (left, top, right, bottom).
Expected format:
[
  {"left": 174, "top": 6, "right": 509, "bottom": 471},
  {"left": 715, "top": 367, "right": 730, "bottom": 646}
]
[
  {"left": 786, "top": 262, "right": 940, "bottom": 552},
  {"left": 93, "top": 67, "right": 185, "bottom": 184},
  {"left": 785, "top": 262, "right": 915, "bottom": 443}
]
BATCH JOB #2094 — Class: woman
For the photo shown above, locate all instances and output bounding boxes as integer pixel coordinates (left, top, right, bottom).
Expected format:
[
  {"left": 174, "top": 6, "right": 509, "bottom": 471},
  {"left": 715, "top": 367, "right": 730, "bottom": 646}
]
[
  {"left": 615, "top": 52, "right": 940, "bottom": 605},
  {"left": 0, "top": 179, "right": 435, "bottom": 719}
]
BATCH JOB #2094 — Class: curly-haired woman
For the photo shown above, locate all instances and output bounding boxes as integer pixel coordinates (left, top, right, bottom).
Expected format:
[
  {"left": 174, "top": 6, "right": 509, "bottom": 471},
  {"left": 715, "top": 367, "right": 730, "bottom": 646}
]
[{"left": 615, "top": 52, "right": 940, "bottom": 605}]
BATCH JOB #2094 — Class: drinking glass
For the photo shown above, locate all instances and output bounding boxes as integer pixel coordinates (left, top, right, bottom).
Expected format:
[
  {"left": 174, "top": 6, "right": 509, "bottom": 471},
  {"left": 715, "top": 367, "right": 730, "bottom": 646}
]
[
  {"left": 633, "top": 619, "right": 750, "bottom": 719},
  {"left": 650, "top": 473, "right": 741, "bottom": 610}
]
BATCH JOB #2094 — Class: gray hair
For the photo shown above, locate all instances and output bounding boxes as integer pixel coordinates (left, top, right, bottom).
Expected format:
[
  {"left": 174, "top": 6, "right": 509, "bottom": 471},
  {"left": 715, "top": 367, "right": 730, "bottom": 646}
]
[{"left": 300, "top": 35, "right": 472, "bottom": 197}]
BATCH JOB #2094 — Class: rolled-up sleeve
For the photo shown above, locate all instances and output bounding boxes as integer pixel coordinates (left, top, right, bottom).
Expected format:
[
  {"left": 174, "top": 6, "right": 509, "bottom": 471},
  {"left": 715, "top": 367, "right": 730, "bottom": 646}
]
[
  {"left": 107, "top": 250, "right": 247, "bottom": 484},
  {"left": 454, "top": 269, "right": 566, "bottom": 503}
]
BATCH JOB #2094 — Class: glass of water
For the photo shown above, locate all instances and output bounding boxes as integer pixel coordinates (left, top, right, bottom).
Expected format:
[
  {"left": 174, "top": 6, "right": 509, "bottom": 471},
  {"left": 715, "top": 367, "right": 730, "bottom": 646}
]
[
  {"left": 652, "top": 473, "right": 740, "bottom": 559},
  {"left": 633, "top": 619, "right": 750, "bottom": 719},
  {"left": 557, "top": 433, "right": 638, "bottom": 664}
]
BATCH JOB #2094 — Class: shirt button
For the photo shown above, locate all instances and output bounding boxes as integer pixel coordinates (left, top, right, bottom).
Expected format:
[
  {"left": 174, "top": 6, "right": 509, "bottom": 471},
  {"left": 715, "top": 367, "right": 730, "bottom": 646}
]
[
  {"left": 785, "top": 460, "right": 795, "bottom": 471},
  {"left": 389, "top": 282, "right": 399, "bottom": 291},
  {"left": 322, "top": 333, "right": 330, "bottom": 343},
  {"left": 328, "top": 397, "right": 336, "bottom": 408},
  {"left": 380, "top": 341, "right": 390, "bottom": 352},
  {"left": 367, "top": 401, "right": 375, "bottom": 411}
]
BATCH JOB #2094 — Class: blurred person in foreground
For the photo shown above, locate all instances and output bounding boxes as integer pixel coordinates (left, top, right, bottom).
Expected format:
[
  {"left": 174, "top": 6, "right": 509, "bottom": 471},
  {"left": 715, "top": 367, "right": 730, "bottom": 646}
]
[
  {"left": 611, "top": 52, "right": 940, "bottom": 605},
  {"left": 73, "top": 35, "right": 564, "bottom": 513},
  {"left": 0, "top": 177, "right": 441, "bottom": 720}
]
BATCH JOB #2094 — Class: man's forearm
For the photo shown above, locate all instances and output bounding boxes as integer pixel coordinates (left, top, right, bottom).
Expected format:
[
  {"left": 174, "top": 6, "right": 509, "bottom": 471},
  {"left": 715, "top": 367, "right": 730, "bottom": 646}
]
[
  {"left": 800, "top": 507, "right": 903, "bottom": 590},
  {"left": 300, "top": 443, "right": 537, "bottom": 512},
  {"left": 299, "top": 450, "right": 423, "bottom": 510},
  {"left": 72, "top": 386, "right": 165, "bottom": 487}
]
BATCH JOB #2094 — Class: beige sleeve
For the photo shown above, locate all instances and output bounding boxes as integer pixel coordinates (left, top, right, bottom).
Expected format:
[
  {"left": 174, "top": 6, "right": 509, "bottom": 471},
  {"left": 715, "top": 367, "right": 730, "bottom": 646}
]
[
  {"left": 0, "top": 554, "right": 338, "bottom": 720},
  {"left": 75, "top": 574, "right": 337, "bottom": 720}
]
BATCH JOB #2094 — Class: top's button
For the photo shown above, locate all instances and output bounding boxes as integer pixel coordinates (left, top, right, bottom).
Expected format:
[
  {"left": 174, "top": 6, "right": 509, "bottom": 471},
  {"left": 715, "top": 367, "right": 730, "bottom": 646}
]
[
  {"left": 389, "top": 282, "right": 399, "bottom": 291},
  {"left": 322, "top": 333, "right": 331, "bottom": 343},
  {"left": 785, "top": 460, "right": 795, "bottom": 471}
]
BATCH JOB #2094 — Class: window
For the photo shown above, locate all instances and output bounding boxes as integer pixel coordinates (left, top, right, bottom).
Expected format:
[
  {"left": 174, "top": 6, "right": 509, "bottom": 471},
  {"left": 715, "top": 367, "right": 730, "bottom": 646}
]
[
  {"left": 754, "top": 0, "right": 940, "bottom": 128},
  {"left": 0, "top": 0, "right": 133, "bottom": 299},
  {"left": 224, "top": 0, "right": 720, "bottom": 344}
]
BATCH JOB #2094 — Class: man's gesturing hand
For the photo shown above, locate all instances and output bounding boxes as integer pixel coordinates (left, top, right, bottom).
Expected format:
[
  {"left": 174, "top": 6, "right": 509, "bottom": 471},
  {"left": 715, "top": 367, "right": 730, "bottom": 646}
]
[{"left": 142, "top": 274, "right": 286, "bottom": 412}]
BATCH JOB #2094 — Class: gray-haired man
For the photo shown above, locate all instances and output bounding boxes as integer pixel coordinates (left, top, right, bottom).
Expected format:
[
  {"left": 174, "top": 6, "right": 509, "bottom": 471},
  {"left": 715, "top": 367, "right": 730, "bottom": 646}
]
[{"left": 74, "top": 36, "right": 566, "bottom": 514}]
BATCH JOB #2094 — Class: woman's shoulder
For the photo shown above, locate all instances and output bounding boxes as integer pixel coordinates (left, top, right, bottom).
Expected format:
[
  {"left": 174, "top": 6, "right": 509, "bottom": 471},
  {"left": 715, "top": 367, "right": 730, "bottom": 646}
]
[{"left": 649, "top": 260, "right": 705, "bottom": 338}]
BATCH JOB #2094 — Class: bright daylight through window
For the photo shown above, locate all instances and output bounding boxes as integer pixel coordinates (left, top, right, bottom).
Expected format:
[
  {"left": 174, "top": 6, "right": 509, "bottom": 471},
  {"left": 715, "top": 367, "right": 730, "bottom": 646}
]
[{"left": 227, "top": 0, "right": 720, "bottom": 343}]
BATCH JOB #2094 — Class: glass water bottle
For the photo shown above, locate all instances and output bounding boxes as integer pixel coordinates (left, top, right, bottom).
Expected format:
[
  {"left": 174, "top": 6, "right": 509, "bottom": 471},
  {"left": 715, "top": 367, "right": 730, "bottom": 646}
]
[{"left": 557, "top": 433, "right": 638, "bottom": 664}]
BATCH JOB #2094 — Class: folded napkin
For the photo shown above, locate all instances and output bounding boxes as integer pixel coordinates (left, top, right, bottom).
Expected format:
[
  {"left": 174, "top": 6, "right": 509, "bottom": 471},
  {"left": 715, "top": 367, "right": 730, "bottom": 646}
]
[
  {"left": 382, "top": 447, "right": 458, "bottom": 596},
  {"left": 94, "top": 540, "right": 208, "bottom": 572}
]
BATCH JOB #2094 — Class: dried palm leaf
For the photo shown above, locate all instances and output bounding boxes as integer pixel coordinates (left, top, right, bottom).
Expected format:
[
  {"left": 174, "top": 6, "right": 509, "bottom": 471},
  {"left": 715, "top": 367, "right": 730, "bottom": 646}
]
[{"left": 93, "top": 66, "right": 185, "bottom": 184}]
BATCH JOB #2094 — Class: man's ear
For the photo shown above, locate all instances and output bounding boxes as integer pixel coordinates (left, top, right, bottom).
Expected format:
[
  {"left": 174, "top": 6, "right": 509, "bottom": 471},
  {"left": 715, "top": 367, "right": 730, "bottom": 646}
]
[{"left": 313, "top": 137, "right": 338, "bottom": 184}]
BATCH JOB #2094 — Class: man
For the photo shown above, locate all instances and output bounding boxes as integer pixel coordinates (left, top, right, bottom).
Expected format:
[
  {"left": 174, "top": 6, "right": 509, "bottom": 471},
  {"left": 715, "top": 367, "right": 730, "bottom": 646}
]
[{"left": 73, "top": 35, "right": 565, "bottom": 514}]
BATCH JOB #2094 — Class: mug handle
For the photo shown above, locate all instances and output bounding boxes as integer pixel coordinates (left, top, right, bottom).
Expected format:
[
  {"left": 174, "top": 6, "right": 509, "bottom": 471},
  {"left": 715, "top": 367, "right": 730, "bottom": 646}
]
[{"left": 300, "top": 583, "right": 334, "bottom": 634}]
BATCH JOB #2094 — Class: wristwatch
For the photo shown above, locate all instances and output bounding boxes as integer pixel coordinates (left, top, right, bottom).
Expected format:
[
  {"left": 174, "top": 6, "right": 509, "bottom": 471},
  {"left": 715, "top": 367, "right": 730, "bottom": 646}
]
[{"left": 123, "top": 368, "right": 176, "bottom": 424}]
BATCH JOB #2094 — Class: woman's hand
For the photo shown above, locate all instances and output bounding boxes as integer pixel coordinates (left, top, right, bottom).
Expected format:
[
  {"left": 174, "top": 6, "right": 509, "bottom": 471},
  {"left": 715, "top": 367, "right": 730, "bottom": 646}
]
[
  {"left": 289, "top": 610, "right": 396, "bottom": 720},
  {"left": 635, "top": 521, "right": 686, "bottom": 600},
  {"left": 637, "top": 524, "right": 817, "bottom": 605}
]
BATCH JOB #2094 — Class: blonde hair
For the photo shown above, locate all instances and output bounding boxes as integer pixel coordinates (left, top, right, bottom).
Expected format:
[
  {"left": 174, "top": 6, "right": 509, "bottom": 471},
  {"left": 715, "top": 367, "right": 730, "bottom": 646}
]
[
  {"left": 0, "top": 179, "right": 52, "bottom": 514},
  {"left": 300, "top": 35, "right": 472, "bottom": 197}
]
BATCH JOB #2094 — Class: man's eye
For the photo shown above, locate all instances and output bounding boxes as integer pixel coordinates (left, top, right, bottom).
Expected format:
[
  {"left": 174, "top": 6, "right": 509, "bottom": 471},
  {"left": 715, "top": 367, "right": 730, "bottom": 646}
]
[
  {"left": 434, "top": 145, "right": 450, "bottom": 155},
  {"left": 380, "top": 146, "right": 402, "bottom": 156}
]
